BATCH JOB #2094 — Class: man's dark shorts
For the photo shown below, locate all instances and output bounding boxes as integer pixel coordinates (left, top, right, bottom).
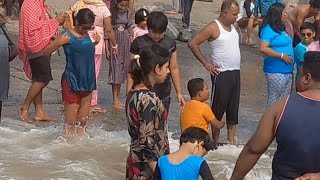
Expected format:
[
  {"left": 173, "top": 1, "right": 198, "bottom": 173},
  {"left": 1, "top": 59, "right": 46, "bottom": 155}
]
[{"left": 29, "top": 55, "right": 52, "bottom": 84}]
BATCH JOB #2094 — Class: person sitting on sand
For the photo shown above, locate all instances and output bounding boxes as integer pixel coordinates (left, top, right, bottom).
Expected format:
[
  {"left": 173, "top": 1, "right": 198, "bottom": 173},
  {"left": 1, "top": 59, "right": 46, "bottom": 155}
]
[
  {"left": 153, "top": 127, "right": 215, "bottom": 180},
  {"left": 236, "top": 0, "right": 262, "bottom": 46},
  {"left": 180, "top": 78, "right": 225, "bottom": 139},
  {"left": 44, "top": 8, "right": 100, "bottom": 140}
]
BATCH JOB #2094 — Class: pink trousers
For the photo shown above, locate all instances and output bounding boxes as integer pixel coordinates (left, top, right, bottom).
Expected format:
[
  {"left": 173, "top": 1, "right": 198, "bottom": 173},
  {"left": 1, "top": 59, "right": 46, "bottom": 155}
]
[{"left": 91, "top": 54, "right": 102, "bottom": 106}]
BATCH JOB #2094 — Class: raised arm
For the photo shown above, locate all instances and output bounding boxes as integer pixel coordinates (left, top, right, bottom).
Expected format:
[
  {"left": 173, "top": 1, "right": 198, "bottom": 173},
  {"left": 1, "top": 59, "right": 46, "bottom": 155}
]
[{"left": 43, "top": 33, "right": 70, "bottom": 56}]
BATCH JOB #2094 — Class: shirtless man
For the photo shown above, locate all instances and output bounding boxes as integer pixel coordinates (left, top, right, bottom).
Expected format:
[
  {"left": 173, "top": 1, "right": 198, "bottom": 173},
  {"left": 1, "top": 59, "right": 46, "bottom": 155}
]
[{"left": 286, "top": 0, "right": 320, "bottom": 46}]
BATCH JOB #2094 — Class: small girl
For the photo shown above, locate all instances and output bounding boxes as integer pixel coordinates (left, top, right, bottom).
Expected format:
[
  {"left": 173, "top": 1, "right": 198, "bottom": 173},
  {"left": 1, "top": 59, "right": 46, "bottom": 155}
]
[
  {"left": 109, "top": 0, "right": 134, "bottom": 109},
  {"left": 126, "top": 45, "right": 170, "bottom": 179},
  {"left": 133, "top": 8, "right": 149, "bottom": 40},
  {"left": 44, "top": 8, "right": 100, "bottom": 140}
]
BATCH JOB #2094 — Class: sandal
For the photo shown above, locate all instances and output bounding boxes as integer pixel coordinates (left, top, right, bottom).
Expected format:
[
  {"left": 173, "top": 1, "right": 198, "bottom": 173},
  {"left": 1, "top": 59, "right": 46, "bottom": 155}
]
[{"left": 90, "top": 106, "right": 107, "bottom": 114}]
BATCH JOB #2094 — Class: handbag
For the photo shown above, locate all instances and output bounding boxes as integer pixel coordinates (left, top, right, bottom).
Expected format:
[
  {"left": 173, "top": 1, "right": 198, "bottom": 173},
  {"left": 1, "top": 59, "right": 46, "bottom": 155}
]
[{"left": 0, "top": 26, "right": 18, "bottom": 62}]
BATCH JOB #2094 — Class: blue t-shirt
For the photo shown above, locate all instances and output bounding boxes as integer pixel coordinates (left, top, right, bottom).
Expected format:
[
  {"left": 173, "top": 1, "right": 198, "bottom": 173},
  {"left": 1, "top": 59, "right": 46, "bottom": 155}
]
[
  {"left": 63, "top": 30, "right": 96, "bottom": 92},
  {"left": 157, "top": 155, "right": 205, "bottom": 180},
  {"left": 254, "top": 0, "right": 283, "bottom": 17},
  {"left": 260, "top": 24, "right": 294, "bottom": 74},
  {"left": 294, "top": 42, "right": 307, "bottom": 79}
]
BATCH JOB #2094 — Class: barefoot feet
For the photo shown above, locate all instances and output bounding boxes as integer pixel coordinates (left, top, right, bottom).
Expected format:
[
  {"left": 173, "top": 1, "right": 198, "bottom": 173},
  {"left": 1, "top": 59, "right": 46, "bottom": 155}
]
[
  {"left": 35, "top": 112, "right": 53, "bottom": 121},
  {"left": 19, "top": 109, "right": 32, "bottom": 123},
  {"left": 112, "top": 101, "right": 125, "bottom": 110}
]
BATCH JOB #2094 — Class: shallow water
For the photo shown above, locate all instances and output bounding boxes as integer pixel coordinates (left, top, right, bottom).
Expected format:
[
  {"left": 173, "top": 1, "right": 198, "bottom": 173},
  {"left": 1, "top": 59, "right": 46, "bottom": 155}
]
[{"left": 0, "top": 115, "right": 273, "bottom": 180}]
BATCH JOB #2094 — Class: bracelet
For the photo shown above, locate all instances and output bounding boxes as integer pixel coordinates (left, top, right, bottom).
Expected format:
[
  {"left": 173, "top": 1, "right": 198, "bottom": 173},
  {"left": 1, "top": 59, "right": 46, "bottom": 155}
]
[
  {"left": 280, "top": 53, "right": 284, "bottom": 60},
  {"left": 112, "top": 44, "right": 118, "bottom": 49}
]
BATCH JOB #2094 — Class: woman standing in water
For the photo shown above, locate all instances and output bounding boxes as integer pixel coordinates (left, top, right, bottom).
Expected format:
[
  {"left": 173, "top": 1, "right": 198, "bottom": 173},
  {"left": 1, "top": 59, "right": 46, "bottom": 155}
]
[
  {"left": 126, "top": 45, "right": 170, "bottom": 179},
  {"left": 44, "top": 8, "right": 100, "bottom": 140}
]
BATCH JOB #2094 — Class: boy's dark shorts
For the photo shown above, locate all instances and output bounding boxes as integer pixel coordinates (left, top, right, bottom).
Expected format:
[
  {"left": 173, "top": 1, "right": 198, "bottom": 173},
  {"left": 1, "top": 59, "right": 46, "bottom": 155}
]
[{"left": 29, "top": 55, "right": 53, "bottom": 84}]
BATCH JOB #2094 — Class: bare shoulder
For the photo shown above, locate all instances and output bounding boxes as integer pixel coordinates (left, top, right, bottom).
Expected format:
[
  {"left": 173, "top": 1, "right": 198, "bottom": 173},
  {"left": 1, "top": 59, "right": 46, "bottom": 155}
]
[
  {"left": 204, "top": 21, "right": 220, "bottom": 41},
  {"left": 298, "top": 5, "right": 312, "bottom": 18}
]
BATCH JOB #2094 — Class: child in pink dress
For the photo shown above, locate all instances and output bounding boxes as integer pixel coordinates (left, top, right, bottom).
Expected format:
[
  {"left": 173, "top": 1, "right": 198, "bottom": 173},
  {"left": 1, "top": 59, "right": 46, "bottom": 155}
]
[{"left": 133, "top": 8, "right": 149, "bottom": 40}]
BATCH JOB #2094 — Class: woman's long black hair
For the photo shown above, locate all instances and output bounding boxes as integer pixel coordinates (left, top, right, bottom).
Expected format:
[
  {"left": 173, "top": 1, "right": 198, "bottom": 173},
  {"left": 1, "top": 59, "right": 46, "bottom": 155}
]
[{"left": 259, "top": 3, "right": 285, "bottom": 37}]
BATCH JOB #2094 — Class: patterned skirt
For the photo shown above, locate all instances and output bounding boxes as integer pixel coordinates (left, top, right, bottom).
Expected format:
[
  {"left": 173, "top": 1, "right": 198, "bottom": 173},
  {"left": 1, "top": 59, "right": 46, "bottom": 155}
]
[
  {"left": 265, "top": 73, "right": 293, "bottom": 107},
  {"left": 107, "top": 29, "right": 131, "bottom": 84},
  {"left": 126, "top": 154, "right": 153, "bottom": 180}
]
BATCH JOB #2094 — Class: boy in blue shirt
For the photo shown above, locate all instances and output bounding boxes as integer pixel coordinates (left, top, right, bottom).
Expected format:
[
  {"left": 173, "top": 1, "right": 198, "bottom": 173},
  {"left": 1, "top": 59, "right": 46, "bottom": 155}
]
[
  {"left": 153, "top": 127, "right": 215, "bottom": 180},
  {"left": 294, "top": 22, "right": 315, "bottom": 82}
]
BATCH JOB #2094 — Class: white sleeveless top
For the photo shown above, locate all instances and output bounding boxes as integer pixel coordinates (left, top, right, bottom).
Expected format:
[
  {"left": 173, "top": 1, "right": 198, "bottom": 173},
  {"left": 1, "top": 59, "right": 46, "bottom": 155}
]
[{"left": 209, "top": 20, "right": 241, "bottom": 72}]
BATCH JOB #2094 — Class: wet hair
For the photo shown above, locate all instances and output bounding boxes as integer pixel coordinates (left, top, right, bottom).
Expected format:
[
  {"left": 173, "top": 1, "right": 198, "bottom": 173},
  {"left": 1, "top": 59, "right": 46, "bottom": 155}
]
[
  {"left": 135, "top": 8, "right": 149, "bottom": 24},
  {"left": 220, "top": 0, "right": 239, "bottom": 12},
  {"left": 300, "top": 22, "right": 315, "bottom": 32},
  {"left": 187, "top": 78, "right": 205, "bottom": 98},
  {"left": 74, "top": 8, "right": 95, "bottom": 26},
  {"left": 129, "top": 44, "right": 170, "bottom": 89},
  {"left": 180, "top": 127, "right": 215, "bottom": 151},
  {"left": 260, "top": 3, "right": 285, "bottom": 36},
  {"left": 309, "top": 0, "right": 320, "bottom": 9},
  {"left": 147, "top": 11, "right": 168, "bottom": 33},
  {"left": 302, "top": 51, "right": 320, "bottom": 82},
  {"left": 110, "top": 0, "right": 129, "bottom": 25}
]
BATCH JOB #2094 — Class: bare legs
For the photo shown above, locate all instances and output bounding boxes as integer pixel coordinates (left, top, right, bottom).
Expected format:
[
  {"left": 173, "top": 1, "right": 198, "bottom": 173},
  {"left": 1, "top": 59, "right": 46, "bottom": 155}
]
[
  {"left": 19, "top": 81, "right": 52, "bottom": 122},
  {"left": 213, "top": 124, "right": 236, "bottom": 145},
  {"left": 112, "top": 84, "right": 124, "bottom": 109},
  {"left": 64, "top": 93, "right": 92, "bottom": 140},
  {"left": 247, "top": 17, "right": 262, "bottom": 46}
]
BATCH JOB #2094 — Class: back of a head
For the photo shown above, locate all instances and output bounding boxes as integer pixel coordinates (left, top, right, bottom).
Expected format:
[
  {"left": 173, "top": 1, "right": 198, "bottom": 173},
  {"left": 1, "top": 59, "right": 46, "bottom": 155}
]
[
  {"left": 135, "top": 8, "right": 149, "bottom": 24},
  {"left": 310, "top": 0, "right": 320, "bottom": 9},
  {"left": 302, "top": 51, "right": 320, "bottom": 82},
  {"left": 129, "top": 44, "right": 169, "bottom": 87},
  {"left": 180, "top": 127, "right": 215, "bottom": 151},
  {"left": 300, "top": 21, "right": 315, "bottom": 32},
  {"left": 75, "top": 8, "right": 95, "bottom": 25},
  {"left": 147, "top": 11, "right": 168, "bottom": 33},
  {"left": 260, "top": 3, "right": 285, "bottom": 35},
  {"left": 220, "top": 0, "right": 239, "bottom": 12},
  {"left": 187, "top": 78, "right": 205, "bottom": 98}
]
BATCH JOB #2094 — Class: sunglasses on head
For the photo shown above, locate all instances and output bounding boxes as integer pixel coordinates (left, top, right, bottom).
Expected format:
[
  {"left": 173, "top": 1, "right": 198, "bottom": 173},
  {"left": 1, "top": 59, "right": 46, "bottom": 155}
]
[
  {"left": 301, "top": 32, "right": 312, "bottom": 37},
  {"left": 81, "top": 24, "right": 95, "bottom": 31}
]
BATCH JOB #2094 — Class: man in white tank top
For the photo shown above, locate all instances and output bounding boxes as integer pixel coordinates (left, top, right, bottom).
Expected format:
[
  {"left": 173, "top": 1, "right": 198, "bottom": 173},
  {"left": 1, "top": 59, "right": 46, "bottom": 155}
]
[{"left": 189, "top": 0, "right": 241, "bottom": 145}]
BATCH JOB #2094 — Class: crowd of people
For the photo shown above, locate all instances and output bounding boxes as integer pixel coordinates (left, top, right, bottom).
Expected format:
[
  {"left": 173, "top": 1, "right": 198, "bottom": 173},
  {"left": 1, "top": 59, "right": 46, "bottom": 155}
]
[{"left": 0, "top": 0, "right": 320, "bottom": 179}]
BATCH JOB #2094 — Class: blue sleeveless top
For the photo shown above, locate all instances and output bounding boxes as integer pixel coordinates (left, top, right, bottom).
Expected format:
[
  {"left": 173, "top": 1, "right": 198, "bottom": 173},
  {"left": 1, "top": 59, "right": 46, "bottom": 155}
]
[
  {"left": 272, "top": 93, "right": 320, "bottom": 179},
  {"left": 158, "top": 155, "right": 205, "bottom": 180},
  {"left": 62, "top": 30, "right": 96, "bottom": 92}
]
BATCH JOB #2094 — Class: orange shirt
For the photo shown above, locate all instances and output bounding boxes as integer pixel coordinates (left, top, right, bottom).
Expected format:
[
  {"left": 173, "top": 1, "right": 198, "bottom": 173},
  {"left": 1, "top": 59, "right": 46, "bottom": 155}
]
[{"left": 180, "top": 100, "right": 216, "bottom": 132}]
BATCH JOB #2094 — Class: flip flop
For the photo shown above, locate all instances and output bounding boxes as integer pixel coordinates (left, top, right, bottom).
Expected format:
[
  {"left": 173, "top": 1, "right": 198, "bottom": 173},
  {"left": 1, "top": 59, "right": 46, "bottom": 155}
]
[{"left": 90, "top": 106, "right": 107, "bottom": 114}]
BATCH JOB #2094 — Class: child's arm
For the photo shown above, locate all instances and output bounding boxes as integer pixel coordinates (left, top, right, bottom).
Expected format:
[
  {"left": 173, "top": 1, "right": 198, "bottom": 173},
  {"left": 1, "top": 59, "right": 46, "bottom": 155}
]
[
  {"left": 43, "top": 33, "right": 70, "bottom": 56},
  {"left": 199, "top": 161, "right": 215, "bottom": 180},
  {"left": 209, "top": 118, "right": 225, "bottom": 130}
]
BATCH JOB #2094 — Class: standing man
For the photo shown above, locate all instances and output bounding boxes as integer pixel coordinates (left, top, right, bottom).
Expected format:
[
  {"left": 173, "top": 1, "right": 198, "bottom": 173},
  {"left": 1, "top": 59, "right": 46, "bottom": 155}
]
[
  {"left": 231, "top": 51, "right": 320, "bottom": 180},
  {"left": 18, "top": 0, "right": 65, "bottom": 122},
  {"left": 189, "top": 0, "right": 240, "bottom": 145},
  {"left": 182, "top": 0, "right": 195, "bottom": 28},
  {"left": 254, "top": 0, "right": 283, "bottom": 18}
]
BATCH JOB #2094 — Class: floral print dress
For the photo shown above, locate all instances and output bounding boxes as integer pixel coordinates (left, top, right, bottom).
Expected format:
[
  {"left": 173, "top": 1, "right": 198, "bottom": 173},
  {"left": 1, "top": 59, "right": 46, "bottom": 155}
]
[{"left": 126, "top": 89, "right": 169, "bottom": 180}]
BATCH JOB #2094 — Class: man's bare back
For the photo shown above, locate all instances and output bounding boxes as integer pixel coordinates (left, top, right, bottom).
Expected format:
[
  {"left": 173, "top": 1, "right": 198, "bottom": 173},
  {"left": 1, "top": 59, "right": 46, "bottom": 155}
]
[{"left": 287, "top": 5, "right": 317, "bottom": 29}]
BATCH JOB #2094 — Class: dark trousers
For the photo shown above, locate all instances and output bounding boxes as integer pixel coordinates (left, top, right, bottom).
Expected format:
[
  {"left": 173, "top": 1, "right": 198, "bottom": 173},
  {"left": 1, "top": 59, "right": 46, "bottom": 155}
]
[
  {"left": 5, "top": 0, "right": 13, "bottom": 16},
  {"left": 0, "top": 101, "right": 2, "bottom": 121},
  {"left": 182, "top": 0, "right": 194, "bottom": 27}
]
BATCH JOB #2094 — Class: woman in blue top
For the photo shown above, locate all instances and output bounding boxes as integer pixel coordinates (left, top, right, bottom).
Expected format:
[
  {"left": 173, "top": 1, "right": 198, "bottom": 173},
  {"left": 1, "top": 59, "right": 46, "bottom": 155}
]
[
  {"left": 44, "top": 8, "right": 100, "bottom": 140},
  {"left": 259, "top": 3, "right": 294, "bottom": 107}
]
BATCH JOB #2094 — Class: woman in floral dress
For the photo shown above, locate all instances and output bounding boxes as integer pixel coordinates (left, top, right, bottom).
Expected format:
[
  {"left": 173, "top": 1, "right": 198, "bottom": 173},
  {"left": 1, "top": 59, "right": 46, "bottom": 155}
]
[{"left": 126, "top": 45, "right": 171, "bottom": 179}]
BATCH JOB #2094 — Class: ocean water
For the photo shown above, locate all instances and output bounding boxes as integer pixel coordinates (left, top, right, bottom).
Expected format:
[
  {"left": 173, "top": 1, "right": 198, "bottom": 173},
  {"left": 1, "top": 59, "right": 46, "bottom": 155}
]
[{"left": 0, "top": 116, "right": 273, "bottom": 180}]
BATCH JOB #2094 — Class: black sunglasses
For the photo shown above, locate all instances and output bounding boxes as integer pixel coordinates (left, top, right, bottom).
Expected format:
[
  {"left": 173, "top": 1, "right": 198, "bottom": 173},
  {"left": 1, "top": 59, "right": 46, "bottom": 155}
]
[{"left": 301, "top": 33, "right": 312, "bottom": 38}]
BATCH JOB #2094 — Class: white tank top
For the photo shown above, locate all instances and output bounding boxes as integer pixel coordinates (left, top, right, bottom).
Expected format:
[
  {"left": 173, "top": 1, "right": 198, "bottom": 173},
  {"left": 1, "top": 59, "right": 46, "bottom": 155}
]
[{"left": 209, "top": 20, "right": 241, "bottom": 72}]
